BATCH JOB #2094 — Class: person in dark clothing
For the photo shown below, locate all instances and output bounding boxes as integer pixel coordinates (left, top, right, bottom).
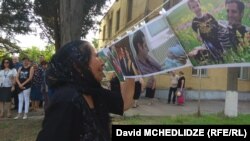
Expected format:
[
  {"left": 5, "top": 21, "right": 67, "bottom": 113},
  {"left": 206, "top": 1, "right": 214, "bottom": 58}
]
[
  {"left": 36, "top": 40, "right": 135, "bottom": 141},
  {"left": 133, "top": 78, "right": 143, "bottom": 108},
  {"left": 40, "top": 61, "right": 49, "bottom": 110},
  {"left": 12, "top": 56, "right": 22, "bottom": 71},
  {"left": 168, "top": 71, "right": 178, "bottom": 104},
  {"left": 177, "top": 71, "right": 185, "bottom": 105},
  {"left": 38, "top": 55, "right": 46, "bottom": 108},
  {"left": 145, "top": 76, "right": 156, "bottom": 105},
  {"left": 188, "top": 0, "right": 224, "bottom": 63},
  {"left": 14, "top": 57, "right": 34, "bottom": 119},
  {"left": 225, "top": 0, "right": 249, "bottom": 49},
  {"left": 30, "top": 63, "right": 43, "bottom": 112}
]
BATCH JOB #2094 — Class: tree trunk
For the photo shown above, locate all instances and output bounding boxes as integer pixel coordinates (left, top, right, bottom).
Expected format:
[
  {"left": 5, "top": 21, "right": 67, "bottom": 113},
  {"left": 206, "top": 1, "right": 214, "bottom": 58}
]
[
  {"left": 55, "top": 7, "right": 61, "bottom": 52},
  {"left": 60, "top": 0, "right": 84, "bottom": 47}
]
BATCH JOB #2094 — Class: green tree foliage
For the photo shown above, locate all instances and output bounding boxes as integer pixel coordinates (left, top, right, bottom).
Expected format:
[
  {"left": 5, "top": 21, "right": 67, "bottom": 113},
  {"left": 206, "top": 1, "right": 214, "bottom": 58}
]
[
  {"left": 0, "top": 50, "right": 11, "bottom": 61},
  {"left": 92, "top": 38, "right": 99, "bottom": 49},
  {"left": 19, "top": 45, "right": 55, "bottom": 62},
  {"left": 0, "top": 0, "right": 33, "bottom": 53},
  {"left": 19, "top": 46, "right": 40, "bottom": 62},
  {"left": 33, "top": 0, "right": 60, "bottom": 50},
  {"left": 42, "top": 44, "right": 55, "bottom": 61},
  {"left": 80, "top": 0, "right": 107, "bottom": 36},
  {"left": 34, "top": 0, "right": 107, "bottom": 51}
]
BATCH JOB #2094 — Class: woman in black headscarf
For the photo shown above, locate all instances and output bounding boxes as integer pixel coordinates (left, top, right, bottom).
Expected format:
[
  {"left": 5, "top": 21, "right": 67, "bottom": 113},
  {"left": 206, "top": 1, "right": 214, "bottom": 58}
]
[{"left": 36, "top": 40, "right": 135, "bottom": 141}]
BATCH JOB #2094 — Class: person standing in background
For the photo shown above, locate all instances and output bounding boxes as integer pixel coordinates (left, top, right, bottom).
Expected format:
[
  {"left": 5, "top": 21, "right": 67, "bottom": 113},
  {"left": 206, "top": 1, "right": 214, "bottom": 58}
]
[
  {"left": 177, "top": 71, "right": 185, "bottom": 105},
  {"left": 133, "top": 77, "right": 144, "bottom": 108},
  {"left": 41, "top": 61, "right": 49, "bottom": 110},
  {"left": 145, "top": 76, "right": 156, "bottom": 105},
  {"left": 168, "top": 71, "right": 178, "bottom": 104},
  {"left": 12, "top": 56, "right": 22, "bottom": 71},
  {"left": 39, "top": 55, "right": 45, "bottom": 64},
  {"left": 38, "top": 55, "right": 45, "bottom": 108},
  {"left": 11, "top": 56, "right": 22, "bottom": 110},
  {"left": 0, "top": 58, "right": 17, "bottom": 118},
  {"left": 14, "top": 57, "right": 34, "bottom": 119},
  {"left": 30, "top": 63, "right": 43, "bottom": 112}
]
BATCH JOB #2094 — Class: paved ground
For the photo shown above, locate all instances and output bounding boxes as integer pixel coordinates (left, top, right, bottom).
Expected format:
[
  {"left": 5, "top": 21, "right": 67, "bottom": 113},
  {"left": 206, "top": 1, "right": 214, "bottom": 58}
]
[
  {"left": 124, "top": 98, "right": 250, "bottom": 116},
  {"left": 1, "top": 98, "right": 249, "bottom": 120}
]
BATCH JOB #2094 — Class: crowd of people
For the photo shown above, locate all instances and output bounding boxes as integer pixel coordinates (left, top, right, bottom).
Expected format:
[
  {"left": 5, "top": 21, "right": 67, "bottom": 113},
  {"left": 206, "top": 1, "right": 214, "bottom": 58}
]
[
  {"left": 0, "top": 55, "right": 48, "bottom": 119},
  {"left": 0, "top": 46, "right": 186, "bottom": 121}
]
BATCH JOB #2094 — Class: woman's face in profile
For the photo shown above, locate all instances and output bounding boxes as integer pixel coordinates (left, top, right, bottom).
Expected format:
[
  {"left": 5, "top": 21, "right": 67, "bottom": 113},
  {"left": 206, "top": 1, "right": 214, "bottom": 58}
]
[{"left": 88, "top": 45, "right": 105, "bottom": 82}]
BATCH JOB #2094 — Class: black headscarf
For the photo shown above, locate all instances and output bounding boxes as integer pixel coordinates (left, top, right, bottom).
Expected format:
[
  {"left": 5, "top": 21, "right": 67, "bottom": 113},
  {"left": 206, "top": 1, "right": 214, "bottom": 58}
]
[
  {"left": 46, "top": 40, "right": 101, "bottom": 95},
  {"left": 45, "top": 40, "right": 114, "bottom": 141}
]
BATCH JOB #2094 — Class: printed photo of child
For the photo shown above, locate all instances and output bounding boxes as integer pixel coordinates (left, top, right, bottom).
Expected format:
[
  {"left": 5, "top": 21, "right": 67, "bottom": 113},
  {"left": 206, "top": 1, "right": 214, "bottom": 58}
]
[{"left": 187, "top": 0, "right": 224, "bottom": 63}]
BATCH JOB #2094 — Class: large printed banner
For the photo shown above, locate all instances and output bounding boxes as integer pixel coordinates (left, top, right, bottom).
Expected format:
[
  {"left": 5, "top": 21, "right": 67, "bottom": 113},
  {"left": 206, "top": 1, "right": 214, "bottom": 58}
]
[
  {"left": 167, "top": 0, "right": 250, "bottom": 68},
  {"left": 100, "top": 15, "right": 191, "bottom": 78},
  {"left": 100, "top": 0, "right": 250, "bottom": 78}
]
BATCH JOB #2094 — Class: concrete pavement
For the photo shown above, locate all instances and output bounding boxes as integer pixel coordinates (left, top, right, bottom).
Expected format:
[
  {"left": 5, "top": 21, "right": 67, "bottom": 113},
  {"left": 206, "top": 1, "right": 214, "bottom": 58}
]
[
  {"left": 124, "top": 98, "right": 250, "bottom": 116},
  {"left": 2, "top": 98, "right": 249, "bottom": 120}
]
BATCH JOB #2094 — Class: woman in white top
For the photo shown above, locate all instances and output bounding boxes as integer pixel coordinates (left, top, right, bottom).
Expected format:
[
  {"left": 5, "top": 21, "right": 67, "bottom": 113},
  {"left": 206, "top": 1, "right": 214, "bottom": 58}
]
[
  {"left": 0, "top": 58, "right": 17, "bottom": 118},
  {"left": 168, "top": 71, "right": 179, "bottom": 104}
]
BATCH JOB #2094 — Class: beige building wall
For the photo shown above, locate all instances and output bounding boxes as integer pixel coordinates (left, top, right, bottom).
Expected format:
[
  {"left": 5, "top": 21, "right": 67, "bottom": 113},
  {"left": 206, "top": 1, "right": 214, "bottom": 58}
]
[
  {"left": 238, "top": 80, "right": 250, "bottom": 92},
  {"left": 155, "top": 67, "right": 228, "bottom": 91},
  {"left": 155, "top": 67, "right": 250, "bottom": 92},
  {"left": 186, "top": 68, "right": 227, "bottom": 91},
  {"left": 99, "top": 0, "right": 165, "bottom": 48},
  {"left": 238, "top": 68, "right": 250, "bottom": 92}
]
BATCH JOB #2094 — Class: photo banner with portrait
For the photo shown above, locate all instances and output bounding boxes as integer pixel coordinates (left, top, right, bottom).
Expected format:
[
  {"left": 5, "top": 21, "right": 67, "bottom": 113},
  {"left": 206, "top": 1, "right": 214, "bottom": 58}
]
[
  {"left": 129, "top": 21, "right": 191, "bottom": 77},
  {"left": 112, "top": 36, "right": 141, "bottom": 77},
  {"left": 98, "top": 48, "right": 124, "bottom": 81},
  {"left": 101, "top": 14, "right": 191, "bottom": 78},
  {"left": 166, "top": 0, "right": 250, "bottom": 68}
]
